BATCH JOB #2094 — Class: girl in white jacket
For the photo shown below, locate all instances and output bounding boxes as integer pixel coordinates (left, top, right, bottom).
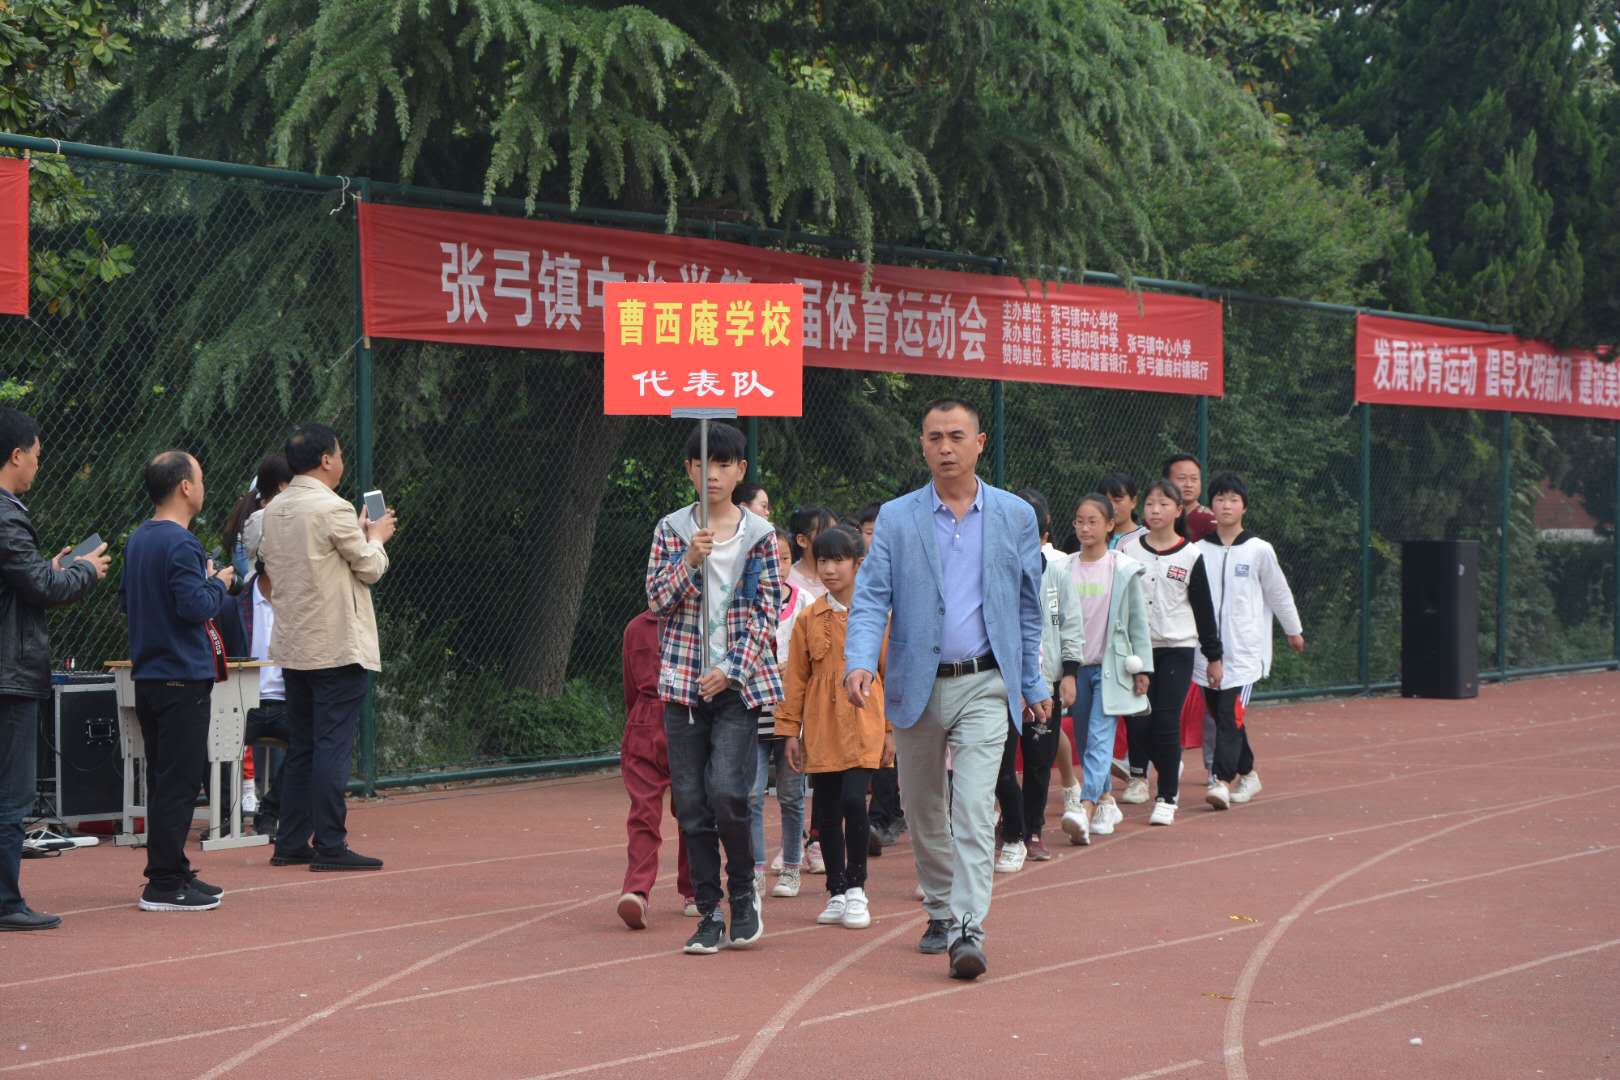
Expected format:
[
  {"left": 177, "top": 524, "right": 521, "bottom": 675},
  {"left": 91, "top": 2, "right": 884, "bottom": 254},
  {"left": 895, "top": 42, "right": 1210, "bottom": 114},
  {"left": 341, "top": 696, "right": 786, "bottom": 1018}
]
[{"left": 1119, "top": 480, "right": 1223, "bottom": 825}]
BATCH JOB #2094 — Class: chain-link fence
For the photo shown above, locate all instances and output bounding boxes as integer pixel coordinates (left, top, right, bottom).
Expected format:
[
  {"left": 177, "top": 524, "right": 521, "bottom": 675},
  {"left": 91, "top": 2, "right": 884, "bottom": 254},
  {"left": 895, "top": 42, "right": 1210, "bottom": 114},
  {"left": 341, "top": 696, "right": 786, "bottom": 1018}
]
[{"left": 3, "top": 136, "right": 1616, "bottom": 789}]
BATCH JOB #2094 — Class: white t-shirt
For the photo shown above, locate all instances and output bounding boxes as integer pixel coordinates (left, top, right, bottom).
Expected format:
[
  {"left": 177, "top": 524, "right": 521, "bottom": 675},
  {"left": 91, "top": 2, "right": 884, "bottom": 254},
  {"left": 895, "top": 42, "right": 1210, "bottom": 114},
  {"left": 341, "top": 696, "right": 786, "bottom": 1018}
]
[
  {"left": 704, "top": 522, "right": 750, "bottom": 670},
  {"left": 251, "top": 578, "right": 286, "bottom": 700},
  {"left": 787, "top": 563, "right": 827, "bottom": 601}
]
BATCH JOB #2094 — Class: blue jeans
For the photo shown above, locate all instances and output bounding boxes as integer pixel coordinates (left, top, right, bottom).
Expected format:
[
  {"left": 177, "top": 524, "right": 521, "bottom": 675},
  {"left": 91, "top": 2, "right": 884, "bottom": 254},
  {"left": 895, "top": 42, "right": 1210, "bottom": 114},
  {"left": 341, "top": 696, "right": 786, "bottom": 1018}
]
[
  {"left": 1072, "top": 665, "right": 1115, "bottom": 804},
  {"left": 664, "top": 690, "right": 758, "bottom": 911},
  {"left": 0, "top": 695, "right": 40, "bottom": 914},
  {"left": 750, "top": 736, "right": 804, "bottom": 868}
]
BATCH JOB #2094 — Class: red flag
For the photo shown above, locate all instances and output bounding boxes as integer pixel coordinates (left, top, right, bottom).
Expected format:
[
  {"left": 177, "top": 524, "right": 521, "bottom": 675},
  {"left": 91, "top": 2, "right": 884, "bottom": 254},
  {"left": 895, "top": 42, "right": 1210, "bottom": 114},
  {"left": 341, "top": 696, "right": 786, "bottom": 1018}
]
[{"left": 0, "top": 158, "right": 27, "bottom": 317}]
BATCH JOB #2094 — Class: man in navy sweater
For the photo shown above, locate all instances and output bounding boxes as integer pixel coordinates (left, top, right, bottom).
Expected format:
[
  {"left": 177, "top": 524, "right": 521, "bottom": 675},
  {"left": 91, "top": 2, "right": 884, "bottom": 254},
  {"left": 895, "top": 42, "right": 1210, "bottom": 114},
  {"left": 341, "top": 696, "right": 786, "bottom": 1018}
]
[{"left": 121, "top": 451, "right": 235, "bottom": 912}]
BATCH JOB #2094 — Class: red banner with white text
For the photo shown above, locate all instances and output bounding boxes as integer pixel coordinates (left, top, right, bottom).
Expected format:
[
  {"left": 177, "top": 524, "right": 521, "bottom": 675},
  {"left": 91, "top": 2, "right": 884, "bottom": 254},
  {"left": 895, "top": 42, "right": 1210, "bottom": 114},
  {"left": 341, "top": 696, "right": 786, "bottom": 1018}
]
[
  {"left": 358, "top": 202, "right": 1224, "bottom": 396},
  {"left": 1356, "top": 313, "right": 1620, "bottom": 420},
  {"left": 0, "top": 158, "right": 27, "bottom": 317}
]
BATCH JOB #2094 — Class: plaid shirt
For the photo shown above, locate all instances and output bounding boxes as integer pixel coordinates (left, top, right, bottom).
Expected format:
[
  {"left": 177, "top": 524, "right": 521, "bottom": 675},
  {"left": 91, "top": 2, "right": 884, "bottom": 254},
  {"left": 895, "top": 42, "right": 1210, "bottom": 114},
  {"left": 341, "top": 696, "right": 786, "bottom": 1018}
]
[{"left": 645, "top": 512, "right": 783, "bottom": 710}]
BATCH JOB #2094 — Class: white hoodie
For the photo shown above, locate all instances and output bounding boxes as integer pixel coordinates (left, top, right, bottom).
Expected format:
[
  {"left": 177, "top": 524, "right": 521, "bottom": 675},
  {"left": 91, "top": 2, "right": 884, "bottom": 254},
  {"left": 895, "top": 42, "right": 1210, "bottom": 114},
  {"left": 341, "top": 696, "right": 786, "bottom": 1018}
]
[{"left": 1192, "top": 531, "right": 1302, "bottom": 689}]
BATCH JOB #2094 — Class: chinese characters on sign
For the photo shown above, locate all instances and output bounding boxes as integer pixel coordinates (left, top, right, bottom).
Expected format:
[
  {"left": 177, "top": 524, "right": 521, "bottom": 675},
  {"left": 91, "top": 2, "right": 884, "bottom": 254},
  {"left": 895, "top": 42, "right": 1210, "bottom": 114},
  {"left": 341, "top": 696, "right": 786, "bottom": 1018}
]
[
  {"left": 603, "top": 283, "right": 804, "bottom": 416},
  {"left": 357, "top": 202, "right": 1225, "bottom": 396},
  {"left": 1355, "top": 314, "right": 1620, "bottom": 421}
]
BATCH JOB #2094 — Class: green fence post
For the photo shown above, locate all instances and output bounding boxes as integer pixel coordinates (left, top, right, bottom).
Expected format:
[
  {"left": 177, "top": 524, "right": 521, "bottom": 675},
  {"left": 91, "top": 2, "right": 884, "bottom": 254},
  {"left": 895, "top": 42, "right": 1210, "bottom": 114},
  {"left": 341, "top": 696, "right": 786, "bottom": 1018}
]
[
  {"left": 1196, "top": 396, "right": 1210, "bottom": 480},
  {"left": 991, "top": 380, "right": 1006, "bottom": 488},
  {"left": 1359, "top": 403, "right": 1372, "bottom": 691},
  {"left": 746, "top": 417, "right": 760, "bottom": 483},
  {"left": 1497, "top": 411, "right": 1511, "bottom": 677},
  {"left": 352, "top": 177, "right": 378, "bottom": 797}
]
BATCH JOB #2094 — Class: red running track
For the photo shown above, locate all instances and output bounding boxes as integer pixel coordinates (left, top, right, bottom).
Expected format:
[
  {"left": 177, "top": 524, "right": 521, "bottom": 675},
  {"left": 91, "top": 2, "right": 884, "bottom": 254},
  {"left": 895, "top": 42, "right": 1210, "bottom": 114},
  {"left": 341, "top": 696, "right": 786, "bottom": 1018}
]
[{"left": 3, "top": 672, "right": 1619, "bottom": 1080}]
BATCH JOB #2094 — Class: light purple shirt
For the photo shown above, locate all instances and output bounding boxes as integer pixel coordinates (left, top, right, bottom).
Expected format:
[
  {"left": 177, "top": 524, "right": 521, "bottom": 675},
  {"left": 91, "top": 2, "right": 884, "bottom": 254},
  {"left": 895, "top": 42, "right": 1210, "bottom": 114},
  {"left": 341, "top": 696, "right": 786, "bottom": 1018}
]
[{"left": 933, "top": 479, "right": 992, "bottom": 662}]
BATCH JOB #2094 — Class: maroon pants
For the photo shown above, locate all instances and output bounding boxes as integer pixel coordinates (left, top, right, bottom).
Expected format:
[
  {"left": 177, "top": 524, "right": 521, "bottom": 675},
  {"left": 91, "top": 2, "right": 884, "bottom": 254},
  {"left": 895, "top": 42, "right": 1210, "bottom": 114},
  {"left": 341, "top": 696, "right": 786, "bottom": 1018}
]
[{"left": 621, "top": 723, "right": 692, "bottom": 900}]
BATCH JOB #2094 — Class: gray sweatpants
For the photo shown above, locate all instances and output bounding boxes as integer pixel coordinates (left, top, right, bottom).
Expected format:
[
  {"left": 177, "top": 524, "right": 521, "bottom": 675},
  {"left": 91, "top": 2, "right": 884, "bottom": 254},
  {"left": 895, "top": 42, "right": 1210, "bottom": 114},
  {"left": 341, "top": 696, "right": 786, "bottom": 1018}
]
[{"left": 895, "top": 667, "right": 1008, "bottom": 947}]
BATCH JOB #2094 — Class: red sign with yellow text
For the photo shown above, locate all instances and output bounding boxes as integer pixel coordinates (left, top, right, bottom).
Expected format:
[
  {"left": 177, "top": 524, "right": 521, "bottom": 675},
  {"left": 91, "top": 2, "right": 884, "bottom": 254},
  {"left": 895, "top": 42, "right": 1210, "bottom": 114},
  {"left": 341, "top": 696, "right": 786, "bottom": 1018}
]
[{"left": 603, "top": 282, "right": 803, "bottom": 415}]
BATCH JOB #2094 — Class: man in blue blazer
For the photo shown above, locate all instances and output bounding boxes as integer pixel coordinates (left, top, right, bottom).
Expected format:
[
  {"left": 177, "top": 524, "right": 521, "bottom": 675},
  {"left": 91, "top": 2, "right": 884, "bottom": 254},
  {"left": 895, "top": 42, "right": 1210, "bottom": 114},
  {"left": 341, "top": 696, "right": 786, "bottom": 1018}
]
[{"left": 845, "top": 398, "right": 1049, "bottom": 980}]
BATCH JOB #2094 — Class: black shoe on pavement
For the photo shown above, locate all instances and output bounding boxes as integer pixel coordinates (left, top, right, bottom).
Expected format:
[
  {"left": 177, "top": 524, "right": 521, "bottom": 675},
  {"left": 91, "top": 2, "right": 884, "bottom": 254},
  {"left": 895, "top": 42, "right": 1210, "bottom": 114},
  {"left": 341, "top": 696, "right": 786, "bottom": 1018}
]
[
  {"left": 948, "top": 917, "right": 987, "bottom": 980},
  {"left": 918, "top": 917, "right": 952, "bottom": 955},
  {"left": 139, "top": 883, "right": 220, "bottom": 912},
  {"left": 270, "top": 845, "right": 316, "bottom": 866},
  {"left": 310, "top": 847, "right": 383, "bottom": 872},
  {"left": 0, "top": 907, "right": 62, "bottom": 931},
  {"left": 684, "top": 908, "right": 728, "bottom": 955},
  {"left": 187, "top": 877, "right": 225, "bottom": 898},
  {"left": 253, "top": 812, "right": 278, "bottom": 838},
  {"left": 728, "top": 890, "right": 763, "bottom": 949},
  {"left": 868, "top": 827, "right": 883, "bottom": 857}
]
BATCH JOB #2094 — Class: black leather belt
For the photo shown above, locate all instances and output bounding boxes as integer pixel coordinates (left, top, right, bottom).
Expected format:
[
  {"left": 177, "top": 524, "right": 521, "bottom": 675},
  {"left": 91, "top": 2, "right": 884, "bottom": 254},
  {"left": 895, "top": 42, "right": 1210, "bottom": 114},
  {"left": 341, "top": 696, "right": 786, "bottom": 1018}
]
[{"left": 937, "top": 652, "right": 998, "bottom": 678}]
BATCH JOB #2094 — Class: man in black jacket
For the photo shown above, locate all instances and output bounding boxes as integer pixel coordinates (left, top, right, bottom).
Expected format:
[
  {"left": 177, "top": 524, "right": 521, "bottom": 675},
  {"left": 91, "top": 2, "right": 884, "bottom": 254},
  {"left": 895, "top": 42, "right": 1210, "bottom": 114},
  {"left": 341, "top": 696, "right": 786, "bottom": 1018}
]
[{"left": 0, "top": 408, "right": 109, "bottom": 931}]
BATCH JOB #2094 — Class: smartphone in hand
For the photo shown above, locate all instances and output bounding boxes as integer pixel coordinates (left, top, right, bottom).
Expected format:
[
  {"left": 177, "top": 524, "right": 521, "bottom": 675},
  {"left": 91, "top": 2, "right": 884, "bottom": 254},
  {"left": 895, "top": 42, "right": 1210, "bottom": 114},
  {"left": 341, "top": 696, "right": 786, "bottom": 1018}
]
[
  {"left": 363, "top": 489, "right": 387, "bottom": 522},
  {"left": 62, "top": 533, "right": 103, "bottom": 568}
]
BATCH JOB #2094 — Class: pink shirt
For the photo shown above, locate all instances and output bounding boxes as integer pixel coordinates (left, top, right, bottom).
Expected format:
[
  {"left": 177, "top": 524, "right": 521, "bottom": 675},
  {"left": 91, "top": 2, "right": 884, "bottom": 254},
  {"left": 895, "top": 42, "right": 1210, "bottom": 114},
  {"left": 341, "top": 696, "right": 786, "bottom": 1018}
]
[{"left": 1070, "top": 550, "right": 1115, "bottom": 667}]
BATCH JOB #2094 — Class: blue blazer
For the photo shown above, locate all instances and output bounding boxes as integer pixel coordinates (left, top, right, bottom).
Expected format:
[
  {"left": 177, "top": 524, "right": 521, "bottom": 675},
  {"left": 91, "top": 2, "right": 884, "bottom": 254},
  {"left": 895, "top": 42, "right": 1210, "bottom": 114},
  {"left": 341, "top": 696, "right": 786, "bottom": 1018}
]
[{"left": 845, "top": 479, "right": 1047, "bottom": 732}]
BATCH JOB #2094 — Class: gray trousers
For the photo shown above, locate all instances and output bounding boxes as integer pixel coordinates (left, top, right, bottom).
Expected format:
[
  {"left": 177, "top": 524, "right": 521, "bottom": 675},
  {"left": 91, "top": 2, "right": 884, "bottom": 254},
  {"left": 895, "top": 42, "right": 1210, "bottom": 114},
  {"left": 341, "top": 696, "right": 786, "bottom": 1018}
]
[{"left": 894, "top": 667, "right": 1008, "bottom": 946}]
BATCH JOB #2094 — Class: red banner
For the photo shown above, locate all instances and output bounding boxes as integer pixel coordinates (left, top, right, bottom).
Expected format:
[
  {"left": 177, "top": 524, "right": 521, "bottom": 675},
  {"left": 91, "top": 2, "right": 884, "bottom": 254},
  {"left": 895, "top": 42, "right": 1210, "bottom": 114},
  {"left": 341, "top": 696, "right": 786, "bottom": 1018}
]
[
  {"left": 0, "top": 158, "right": 27, "bottom": 317},
  {"left": 1356, "top": 313, "right": 1620, "bottom": 420},
  {"left": 602, "top": 282, "right": 804, "bottom": 415},
  {"left": 358, "top": 202, "right": 1224, "bottom": 396}
]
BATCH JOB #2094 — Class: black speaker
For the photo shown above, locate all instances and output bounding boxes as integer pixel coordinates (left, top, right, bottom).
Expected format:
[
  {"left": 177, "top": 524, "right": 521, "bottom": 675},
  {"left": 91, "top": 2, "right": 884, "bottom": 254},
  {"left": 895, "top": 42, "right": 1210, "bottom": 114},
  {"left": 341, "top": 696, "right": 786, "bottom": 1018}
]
[
  {"left": 1401, "top": 540, "right": 1480, "bottom": 699},
  {"left": 42, "top": 674, "right": 123, "bottom": 821}
]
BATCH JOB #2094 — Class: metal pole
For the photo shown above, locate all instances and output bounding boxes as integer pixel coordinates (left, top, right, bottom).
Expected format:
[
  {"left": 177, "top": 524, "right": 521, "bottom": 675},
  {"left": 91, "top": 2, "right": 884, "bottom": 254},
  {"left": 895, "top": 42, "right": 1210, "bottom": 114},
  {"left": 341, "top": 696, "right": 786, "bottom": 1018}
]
[
  {"left": 1197, "top": 395, "right": 1210, "bottom": 481},
  {"left": 1497, "top": 412, "right": 1511, "bottom": 677},
  {"left": 1359, "top": 403, "right": 1372, "bottom": 690},
  {"left": 352, "top": 177, "right": 378, "bottom": 797},
  {"left": 699, "top": 418, "right": 710, "bottom": 672},
  {"left": 746, "top": 417, "right": 760, "bottom": 483},
  {"left": 991, "top": 380, "right": 1006, "bottom": 488}
]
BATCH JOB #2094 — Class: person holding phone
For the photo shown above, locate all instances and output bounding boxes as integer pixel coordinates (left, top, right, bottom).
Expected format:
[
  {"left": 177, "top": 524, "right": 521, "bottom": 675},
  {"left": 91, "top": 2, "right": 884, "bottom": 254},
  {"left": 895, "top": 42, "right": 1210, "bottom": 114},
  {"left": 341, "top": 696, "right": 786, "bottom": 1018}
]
[
  {"left": 0, "top": 408, "right": 110, "bottom": 931},
  {"left": 258, "top": 423, "right": 395, "bottom": 872}
]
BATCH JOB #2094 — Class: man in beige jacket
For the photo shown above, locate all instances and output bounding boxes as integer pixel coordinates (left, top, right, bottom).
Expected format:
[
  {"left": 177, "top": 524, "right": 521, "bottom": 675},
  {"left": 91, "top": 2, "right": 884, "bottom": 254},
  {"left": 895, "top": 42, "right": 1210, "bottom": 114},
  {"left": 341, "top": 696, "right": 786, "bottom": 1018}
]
[{"left": 259, "top": 423, "right": 396, "bottom": 871}]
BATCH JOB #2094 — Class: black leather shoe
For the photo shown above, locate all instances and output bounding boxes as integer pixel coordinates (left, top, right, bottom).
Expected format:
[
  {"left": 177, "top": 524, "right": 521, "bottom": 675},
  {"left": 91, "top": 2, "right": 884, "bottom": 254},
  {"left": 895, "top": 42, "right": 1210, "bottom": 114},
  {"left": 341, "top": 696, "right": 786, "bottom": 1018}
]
[
  {"left": 311, "top": 846, "right": 383, "bottom": 872},
  {"left": 0, "top": 907, "right": 62, "bottom": 931},
  {"left": 919, "top": 917, "right": 951, "bottom": 955},
  {"left": 948, "top": 918, "right": 987, "bottom": 980},
  {"left": 270, "top": 845, "right": 316, "bottom": 866}
]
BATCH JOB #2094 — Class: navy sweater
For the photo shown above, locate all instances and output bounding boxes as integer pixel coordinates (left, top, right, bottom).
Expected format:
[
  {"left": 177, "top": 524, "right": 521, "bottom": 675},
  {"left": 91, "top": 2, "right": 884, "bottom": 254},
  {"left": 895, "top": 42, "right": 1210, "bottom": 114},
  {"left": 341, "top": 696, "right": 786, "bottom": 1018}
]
[{"left": 120, "top": 520, "right": 230, "bottom": 681}]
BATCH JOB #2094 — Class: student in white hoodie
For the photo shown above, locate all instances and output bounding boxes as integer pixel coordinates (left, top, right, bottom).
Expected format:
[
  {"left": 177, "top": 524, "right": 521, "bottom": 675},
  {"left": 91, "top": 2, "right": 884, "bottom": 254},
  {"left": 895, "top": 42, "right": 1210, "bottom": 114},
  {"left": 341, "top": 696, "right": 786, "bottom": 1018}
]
[
  {"left": 1118, "top": 479, "right": 1222, "bottom": 826},
  {"left": 1194, "top": 473, "right": 1304, "bottom": 810}
]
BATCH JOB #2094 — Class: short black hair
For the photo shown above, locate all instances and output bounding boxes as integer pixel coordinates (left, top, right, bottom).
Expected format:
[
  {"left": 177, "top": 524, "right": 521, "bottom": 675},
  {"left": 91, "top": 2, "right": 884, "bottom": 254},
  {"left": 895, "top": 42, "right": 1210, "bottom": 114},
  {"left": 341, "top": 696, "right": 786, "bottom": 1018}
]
[
  {"left": 144, "top": 450, "right": 194, "bottom": 504},
  {"left": 1142, "top": 477, "right": 1183, "bottom": 507},
  {"left": 257, "top": 452, "right": 294, "bottom": 497},
  {"left": 1016, "top": 488, "right": 1052, "bottom": 538},
  {"left": 733, "top": 481, "right": 765, "bottom": 507},
  {"left": 0, "top": 407, "right": 40, "bottom": 464},
  {"left": 287, "top": 423, "right": 341, "bottom": 474},
  {"left": 788, "top": 505, "right": 839, "bottom": 562},
  {"left": 812, "top": 524, "right": 865, "bottom": 562},
  {"left": 1099, "top": 471, "right": 1137, "bottom": 501},
  {"left": 1162, "top": 453, "right": 1201, "bottom": 478},
  {"left": 857, "top": 502, "right": 882, "bottom": 527},
  {"left": 1207, "top": 471, "right": 1250, "bottom": 507},
  {"left": 921, "top": 398, "right": 982, "bottom": 431},
  {"left": 684, "top": 422, "right": 747, "bottom": 464}
]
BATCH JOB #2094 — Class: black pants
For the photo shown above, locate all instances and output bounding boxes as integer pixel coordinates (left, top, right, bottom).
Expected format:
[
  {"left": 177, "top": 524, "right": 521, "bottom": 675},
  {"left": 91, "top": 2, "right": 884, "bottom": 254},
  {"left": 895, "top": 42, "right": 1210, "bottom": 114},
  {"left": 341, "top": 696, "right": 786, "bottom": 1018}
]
[
  {"left": 813, "top": 767, "right": 873, "bottom": 895},
  {"left": 1128, "top": 647, "right": 1192, "bottom": 804},
  {"left": 134, "top": 680, "right": 213, "bottom": 891},
  {"left": 244, "top": 700, "right": 290, "bottom": 818},
  {"left": 664, "top": 690, "right": 758, "bottom": 911},
  {"left": 995, "top": 695, "right": 1061, "bottom": 842},
  {"left": 868, "top": 763, "right": 903, "bottom": 830},
  {"left": 1203, "top": 686, "right": 1254, "bottom": 783},
  {"left": 276, "top": 665, "right": 367, "bottom": 855}
]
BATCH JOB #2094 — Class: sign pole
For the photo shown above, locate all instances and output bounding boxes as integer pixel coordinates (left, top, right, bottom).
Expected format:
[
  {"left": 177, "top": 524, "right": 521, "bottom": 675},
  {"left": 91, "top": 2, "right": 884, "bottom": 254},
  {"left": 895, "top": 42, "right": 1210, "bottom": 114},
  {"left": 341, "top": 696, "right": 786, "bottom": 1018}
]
[{"left": 674, "top": 407, "right": 739, "bottom": 679}]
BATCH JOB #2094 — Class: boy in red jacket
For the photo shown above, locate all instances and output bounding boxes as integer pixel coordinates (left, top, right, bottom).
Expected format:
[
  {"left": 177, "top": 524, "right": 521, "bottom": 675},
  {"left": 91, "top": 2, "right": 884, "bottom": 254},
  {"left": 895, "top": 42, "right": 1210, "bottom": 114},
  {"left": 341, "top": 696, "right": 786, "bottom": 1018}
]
[{"left": 617, "top": 609, "right": 693, "bottom": 929}]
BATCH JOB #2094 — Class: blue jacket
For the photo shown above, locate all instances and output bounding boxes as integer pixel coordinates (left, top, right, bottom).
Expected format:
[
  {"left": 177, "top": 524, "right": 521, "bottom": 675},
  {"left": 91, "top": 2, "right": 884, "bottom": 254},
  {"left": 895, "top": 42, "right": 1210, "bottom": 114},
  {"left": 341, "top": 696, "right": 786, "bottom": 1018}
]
[{"left": 845, "top": 479, "right": 1046, "bottom": 731}]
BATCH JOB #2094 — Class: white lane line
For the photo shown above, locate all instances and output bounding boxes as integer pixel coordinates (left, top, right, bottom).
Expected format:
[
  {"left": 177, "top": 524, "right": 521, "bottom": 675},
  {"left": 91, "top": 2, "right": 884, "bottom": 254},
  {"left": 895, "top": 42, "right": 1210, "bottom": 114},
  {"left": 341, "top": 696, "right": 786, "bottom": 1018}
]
[
  {"left": 1118, "top": 1059, "right": 1211, "bottom": 1080},
  {"left": 518, "top": 1036, "right": 742, "bottom": 1080},
  {"left": 0, "top": 1018, "right": 288, "bottom": 1073},
  {"left": 1269, "top": 709, "right": 1617, "bottom": 763},
  {"left": 1314, "top": 845, "right": 1619, "bottom": 915}
]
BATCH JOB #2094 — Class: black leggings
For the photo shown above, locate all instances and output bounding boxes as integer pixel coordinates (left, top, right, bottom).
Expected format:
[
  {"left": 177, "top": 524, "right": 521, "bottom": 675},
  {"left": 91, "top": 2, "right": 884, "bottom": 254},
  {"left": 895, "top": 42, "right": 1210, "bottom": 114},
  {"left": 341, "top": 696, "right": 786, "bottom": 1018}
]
[
  {"left": 1203, "top": 685, "right": 1254, "bottom": 783},
  {"left": 995, "top": 697, "right": 1061, "bottom": 842},
  {"left": 812, "top": 768, "right": 873, "bottom": 895},
  {"left": 1127, "top": 647, "right": 1192, "bottom": 804}
]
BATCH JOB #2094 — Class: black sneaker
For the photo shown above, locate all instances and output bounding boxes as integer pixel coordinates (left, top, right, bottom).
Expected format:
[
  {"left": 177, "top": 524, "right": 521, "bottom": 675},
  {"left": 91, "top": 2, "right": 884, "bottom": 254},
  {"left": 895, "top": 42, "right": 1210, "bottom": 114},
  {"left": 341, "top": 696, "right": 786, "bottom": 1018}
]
[
  {"left": 270, "top": 845, "right": 316, "bottom": 866},
  {"left": 311, "top": 847, "right": 383, "bottom": 872},
  {"left": 919, "top": 917, "right": 951, "bottom": 955},
  {"left": 0, "top": 907, "right": 62, "bottom": 931},
  {"left": 948, "top": 916, "right": 987, "bottom": 980},
  {"left": 252, "top": 813, "right": 278, "bottom": 838},
  {"left": 187, "top": 877, "right": 225, "bottom": 898},
  {"left": 684, "top": 908, "right": 728, "bottom": 955},
  {"left": 868, "top": 827, "right": 883, "bottom": 857},
  {"left": 727, "top": 891, "right": 763, "bottom": 949},
  {"left": 139, "top": 883, "right": 220, "bottom": 912}
]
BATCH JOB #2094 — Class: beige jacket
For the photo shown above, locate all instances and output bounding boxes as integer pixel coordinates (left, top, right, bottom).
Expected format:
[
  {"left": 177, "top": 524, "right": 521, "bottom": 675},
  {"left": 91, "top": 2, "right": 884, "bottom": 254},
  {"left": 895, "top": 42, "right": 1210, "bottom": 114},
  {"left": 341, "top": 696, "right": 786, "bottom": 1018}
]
[{"left": 259, "top": 475, "right": 389, "bottom": 671}]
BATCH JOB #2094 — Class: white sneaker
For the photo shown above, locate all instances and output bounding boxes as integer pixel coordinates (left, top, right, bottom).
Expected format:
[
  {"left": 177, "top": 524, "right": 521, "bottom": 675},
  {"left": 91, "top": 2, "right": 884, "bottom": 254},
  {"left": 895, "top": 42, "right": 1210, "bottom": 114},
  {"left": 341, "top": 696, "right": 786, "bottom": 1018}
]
[
  {"left": 1121, "top": 777, "right": 1150, "bottom": 804},
  {"left": 1149, "top": 799, "right": 1177, "bottom": 826},
  {"left": 1061, "top": 782, "right": 1083, "bottom": 813},
  {"left": 769, "top": 849, "right": 784, "bottom": 873},
  {"left": 1206, "top": 782, "right": 1231, "bottom": 810},
  {"left": 1061, "top": 804, "right": 1091, "bottom": 846},
  {"left": 1110, "top": 758, "right": 1131, "bottom": 782},
  {"left": 1092, "top": 797, "right": 1122, "bottom": 835},
  {"left": 683, "top": 898, "right": 700, "bottom": 918},
  {"left": 241, "top": 780, "right": 258, "bottom": 815},
  {"left": 995, "top": 841, "right": 1027, "bottom": 874},
  {"left": 772, "top": 867, "right": 801, "bottom": 897},
  {"left": 805, "top": 841, "right": 826, "bottom": 874},
  {"left": 817, "top": 894, "right": 848, "bottom": 925},
  {"left": 841, "top": 887, "right": 871, "bottom": 929},
  {"left": 1233, "top": 771, "right": 1262, "bottom": 803}
]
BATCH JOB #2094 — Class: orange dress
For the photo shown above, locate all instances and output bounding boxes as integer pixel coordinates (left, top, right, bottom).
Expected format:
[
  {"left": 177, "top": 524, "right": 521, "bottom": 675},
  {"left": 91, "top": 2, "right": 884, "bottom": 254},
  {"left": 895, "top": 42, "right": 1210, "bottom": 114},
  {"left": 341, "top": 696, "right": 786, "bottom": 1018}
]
[{"left": 773, "top": 597, "right": 889, "bottom": 772}]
